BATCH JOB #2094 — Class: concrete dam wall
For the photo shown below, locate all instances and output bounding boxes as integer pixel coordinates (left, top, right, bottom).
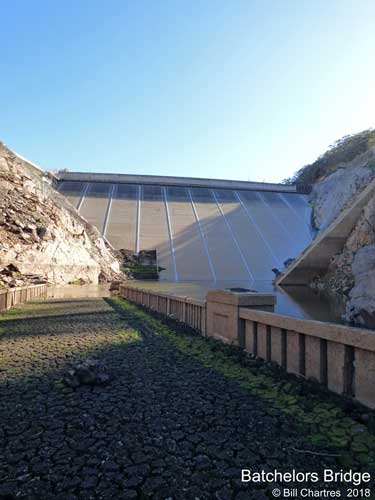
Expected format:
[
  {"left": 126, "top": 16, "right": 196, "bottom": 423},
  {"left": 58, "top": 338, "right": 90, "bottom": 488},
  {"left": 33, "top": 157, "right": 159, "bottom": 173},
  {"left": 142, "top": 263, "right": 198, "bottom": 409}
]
[{"left": 57, "top": 174, "right": 313, "bottom": 289}]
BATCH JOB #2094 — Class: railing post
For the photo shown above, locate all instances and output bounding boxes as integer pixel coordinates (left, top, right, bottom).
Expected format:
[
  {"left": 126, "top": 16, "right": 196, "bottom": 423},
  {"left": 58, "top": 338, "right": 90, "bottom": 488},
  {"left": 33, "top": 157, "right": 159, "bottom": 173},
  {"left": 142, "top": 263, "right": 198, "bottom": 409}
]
[
  {"left": 206, "top": 289, "right": 276, "bottom": 345},
  {"left": 238, "top": 318, "right": 246, "bottom": 349},
  {"left": 183, "top": 300, "right": 187, "bottom": 323},
  {"left": 167, "top": 297, "right": 171, "bottom": 316},
  {"left": 0, "top": 284, "right": 48, "bottom": 313}
]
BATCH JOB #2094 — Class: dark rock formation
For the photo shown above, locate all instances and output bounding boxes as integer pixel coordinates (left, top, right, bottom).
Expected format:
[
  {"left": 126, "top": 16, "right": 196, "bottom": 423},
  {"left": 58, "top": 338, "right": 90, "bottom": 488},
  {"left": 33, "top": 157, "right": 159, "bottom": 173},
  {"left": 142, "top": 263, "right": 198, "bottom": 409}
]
[
  {"left": 118, "top": 248, "right": 161, "bottom": 280},
  {"left": 64, "top": 359, "right": 111, "bottom": 388},
  {"left": 272, "top": 268, "right": 282, "bottom": 278},
  {"left": 283, "top": 258, "right": 295, "bottom": 268}
]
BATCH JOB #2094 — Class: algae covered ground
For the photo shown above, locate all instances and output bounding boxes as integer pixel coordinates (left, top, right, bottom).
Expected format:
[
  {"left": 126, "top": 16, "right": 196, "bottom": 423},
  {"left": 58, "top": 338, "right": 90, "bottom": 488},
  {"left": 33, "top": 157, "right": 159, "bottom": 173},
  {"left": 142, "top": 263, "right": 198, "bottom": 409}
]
[{"left": 0, "top": 296, "right": 374, "bottom": 499}]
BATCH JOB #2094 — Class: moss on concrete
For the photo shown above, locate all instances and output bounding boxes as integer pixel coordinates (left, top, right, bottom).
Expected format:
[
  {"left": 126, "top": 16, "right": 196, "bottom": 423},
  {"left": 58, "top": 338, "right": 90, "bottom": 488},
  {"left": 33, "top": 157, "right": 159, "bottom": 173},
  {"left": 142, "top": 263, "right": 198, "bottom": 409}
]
[
  {"left": 111, "top": 297, "right": 375, "bottom": 469},
  {"left": 121, "top": 263, "right": 160, "bottom": 280}
]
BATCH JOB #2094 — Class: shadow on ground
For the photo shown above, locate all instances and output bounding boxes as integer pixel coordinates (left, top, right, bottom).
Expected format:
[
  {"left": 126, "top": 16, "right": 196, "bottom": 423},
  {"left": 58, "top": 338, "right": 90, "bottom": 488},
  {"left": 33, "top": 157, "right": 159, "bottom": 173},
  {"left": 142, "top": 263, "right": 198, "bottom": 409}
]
[{"left": 0, "top": 297, "right": 371, "bottom": 500}]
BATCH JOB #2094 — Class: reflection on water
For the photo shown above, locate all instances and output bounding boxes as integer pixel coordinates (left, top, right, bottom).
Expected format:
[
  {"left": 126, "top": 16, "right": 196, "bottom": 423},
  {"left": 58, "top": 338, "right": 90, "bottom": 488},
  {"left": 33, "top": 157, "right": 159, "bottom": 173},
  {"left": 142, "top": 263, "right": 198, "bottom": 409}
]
[
  {"left": 279, "top": 285, "right": 347, "bottom": 323},
  {"left": 46, "top": 281, "right": 348, "bottom": 325},
  {"left": 128, "top": 280, "right": 348, "bottom": 325}
]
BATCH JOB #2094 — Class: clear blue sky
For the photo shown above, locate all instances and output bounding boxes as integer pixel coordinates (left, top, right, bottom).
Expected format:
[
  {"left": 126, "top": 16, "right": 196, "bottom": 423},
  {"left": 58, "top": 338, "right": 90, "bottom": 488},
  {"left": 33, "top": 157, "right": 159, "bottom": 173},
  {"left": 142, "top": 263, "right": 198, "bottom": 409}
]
[{"left": 1, "top": 0, "right": 374, "bottom": 182}]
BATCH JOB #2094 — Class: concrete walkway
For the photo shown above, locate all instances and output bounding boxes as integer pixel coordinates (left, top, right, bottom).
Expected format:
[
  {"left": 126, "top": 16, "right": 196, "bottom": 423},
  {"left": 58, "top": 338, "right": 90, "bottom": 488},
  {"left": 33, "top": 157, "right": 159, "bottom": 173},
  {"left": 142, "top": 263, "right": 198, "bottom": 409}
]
[{"left": 0, "top": 297, "right": 361, "bottom": 500}]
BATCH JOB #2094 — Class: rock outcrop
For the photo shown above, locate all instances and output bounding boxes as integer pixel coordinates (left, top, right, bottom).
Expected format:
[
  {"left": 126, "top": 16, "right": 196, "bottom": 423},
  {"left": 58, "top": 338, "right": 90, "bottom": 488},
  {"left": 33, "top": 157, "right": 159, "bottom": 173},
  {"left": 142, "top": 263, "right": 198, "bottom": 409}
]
[
  {"left": 0, "top": 142, "right": 122, "bottom": 286},
  {"left": 307, "top": 136, "right": 375, "bottom": 326},
  {"left": 64, "top": 359, "right": 111, "bottom": 388},
  {"left": 310, "top": 146, "right": 375, "bottom": 232}
]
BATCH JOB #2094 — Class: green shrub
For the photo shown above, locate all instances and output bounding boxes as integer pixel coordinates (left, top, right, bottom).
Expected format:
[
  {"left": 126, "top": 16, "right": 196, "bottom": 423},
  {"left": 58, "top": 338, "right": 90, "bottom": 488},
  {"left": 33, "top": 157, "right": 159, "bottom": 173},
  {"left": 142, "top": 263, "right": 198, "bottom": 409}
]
[{"left": 283, "top": 129, "right": 375, "bottom": 185}]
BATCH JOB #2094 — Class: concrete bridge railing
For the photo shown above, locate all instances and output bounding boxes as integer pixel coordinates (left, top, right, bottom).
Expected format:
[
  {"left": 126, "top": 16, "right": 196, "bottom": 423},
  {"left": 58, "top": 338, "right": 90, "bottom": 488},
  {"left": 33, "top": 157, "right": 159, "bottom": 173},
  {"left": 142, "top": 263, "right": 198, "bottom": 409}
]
[
  {"left": 119, "top": 285, "right": 207, "bottom": 334},
  {"left": 238, "top": 308, "right": 375, "bottom": 409},
  {"left": 119, "top": 284, "right": 375, "bottom": 409},
  {"left": 0, "top": 284, "right": 48, "bottom": 312}
]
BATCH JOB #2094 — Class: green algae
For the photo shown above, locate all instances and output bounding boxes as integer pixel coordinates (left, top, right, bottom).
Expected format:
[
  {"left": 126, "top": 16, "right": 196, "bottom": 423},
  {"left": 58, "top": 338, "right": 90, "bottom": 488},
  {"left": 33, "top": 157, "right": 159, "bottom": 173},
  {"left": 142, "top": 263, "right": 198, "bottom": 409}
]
[{"left": 110, "top": 297, "right": 375, "bottom": 468}]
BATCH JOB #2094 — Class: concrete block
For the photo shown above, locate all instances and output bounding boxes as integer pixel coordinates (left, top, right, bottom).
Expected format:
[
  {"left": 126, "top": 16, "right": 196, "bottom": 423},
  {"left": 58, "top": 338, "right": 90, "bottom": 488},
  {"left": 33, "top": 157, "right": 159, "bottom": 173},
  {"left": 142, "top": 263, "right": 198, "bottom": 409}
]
[
  {"left": 206, "top": 289, "right": 275, "bottom": 345},
  {"left": 207, "top": 302, "right": 235, "bottom": 343},
  {"left": 207, "top": 289, "right": 276, "bottom": 307}
]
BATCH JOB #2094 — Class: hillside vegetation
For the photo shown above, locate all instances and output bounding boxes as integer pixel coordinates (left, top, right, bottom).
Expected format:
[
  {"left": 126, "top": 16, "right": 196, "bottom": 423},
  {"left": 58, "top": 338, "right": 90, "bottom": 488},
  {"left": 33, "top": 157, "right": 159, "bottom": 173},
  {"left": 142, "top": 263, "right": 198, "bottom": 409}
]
[{"left": 284, "top": 129, "right": 375, "bottom": 185}]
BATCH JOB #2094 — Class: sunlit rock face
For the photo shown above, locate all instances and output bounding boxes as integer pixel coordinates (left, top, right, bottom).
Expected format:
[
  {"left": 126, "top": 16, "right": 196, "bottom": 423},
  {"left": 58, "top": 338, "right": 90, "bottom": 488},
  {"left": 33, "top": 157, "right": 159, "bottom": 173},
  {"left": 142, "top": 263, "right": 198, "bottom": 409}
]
[
  {"left": 311, "top": 145, "right": 375, "bottom": 232},
  {"left": 309, "top": 145, "right": 375, "bottom": 326},
  {"left": 0, "top": 142, "right": 121, "bottom": 286}
]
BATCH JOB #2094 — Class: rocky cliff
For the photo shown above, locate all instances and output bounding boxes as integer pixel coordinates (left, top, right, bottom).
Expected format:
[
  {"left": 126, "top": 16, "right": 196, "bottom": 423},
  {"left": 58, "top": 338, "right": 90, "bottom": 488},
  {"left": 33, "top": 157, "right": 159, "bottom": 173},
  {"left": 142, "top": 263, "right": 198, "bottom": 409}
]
[
  {"left": 0, "top": 143, "right": 122, "bottom": 287},
  {"left": 302, "top": 130, "right": 375, "bottom": 327}
]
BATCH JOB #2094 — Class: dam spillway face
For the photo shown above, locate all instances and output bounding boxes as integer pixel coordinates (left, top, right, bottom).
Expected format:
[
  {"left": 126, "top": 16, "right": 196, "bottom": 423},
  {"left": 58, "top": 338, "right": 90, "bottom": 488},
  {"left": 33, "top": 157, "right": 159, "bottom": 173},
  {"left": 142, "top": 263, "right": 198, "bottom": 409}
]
[{"left": 57, "top": 174, "right": 312, "bottom": 288}]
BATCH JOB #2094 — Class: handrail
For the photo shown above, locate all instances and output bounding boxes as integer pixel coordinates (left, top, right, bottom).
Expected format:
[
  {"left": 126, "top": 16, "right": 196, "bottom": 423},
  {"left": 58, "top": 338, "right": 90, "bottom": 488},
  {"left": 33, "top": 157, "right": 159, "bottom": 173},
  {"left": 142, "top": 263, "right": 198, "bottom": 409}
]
[
  {"left": 119, "top": 282, "right": 375, "bottom": 408},
  {"left": 0, "top": 284, "right": 48, "bottom": 312},
  {"left": 239, "top": 307, "right": 375, "bottom": 351}
]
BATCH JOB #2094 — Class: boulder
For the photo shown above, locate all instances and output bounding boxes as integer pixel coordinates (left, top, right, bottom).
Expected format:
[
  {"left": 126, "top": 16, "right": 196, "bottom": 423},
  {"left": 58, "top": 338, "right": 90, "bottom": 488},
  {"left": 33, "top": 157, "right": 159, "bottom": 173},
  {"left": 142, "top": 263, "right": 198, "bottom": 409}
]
[
  {"left": 64, "top": 359, "right": 111, "bottom": 388},
  {"left": 0, "top": 156, "right": 9, "bottom": 172}
]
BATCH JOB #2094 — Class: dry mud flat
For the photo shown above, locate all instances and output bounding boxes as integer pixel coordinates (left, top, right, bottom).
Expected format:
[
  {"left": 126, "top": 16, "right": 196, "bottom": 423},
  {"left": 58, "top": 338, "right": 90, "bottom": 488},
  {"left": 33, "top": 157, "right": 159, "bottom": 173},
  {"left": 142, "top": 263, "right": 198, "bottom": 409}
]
[{"left": 0, "top": 297, "right": 373, "bottom": 500}]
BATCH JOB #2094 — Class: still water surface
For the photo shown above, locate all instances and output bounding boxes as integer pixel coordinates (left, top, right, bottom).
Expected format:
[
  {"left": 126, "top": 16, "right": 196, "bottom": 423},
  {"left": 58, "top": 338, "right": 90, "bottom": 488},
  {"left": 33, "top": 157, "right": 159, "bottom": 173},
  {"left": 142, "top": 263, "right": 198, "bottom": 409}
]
[
  {"left": 128, "top": 280, "right": 347, "bottom": 325},
  {"left": 46, "top": 281, "right": 347, "bottom": 325}
]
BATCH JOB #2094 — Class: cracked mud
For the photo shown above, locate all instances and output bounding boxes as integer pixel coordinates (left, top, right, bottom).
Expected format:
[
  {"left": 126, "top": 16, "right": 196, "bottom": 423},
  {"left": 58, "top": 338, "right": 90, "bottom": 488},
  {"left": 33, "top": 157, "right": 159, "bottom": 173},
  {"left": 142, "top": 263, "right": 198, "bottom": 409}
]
[{"left": 0, "top": 298, "right": 367, "bottom": 499}]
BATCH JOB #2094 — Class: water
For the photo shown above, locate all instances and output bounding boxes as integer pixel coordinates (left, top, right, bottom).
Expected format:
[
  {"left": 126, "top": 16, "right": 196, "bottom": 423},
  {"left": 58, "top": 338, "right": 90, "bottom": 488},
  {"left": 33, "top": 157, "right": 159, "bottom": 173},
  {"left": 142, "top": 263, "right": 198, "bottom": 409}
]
[
  {"left": 127, "top": 280, "right": 348, "bottom": 325},
  {"left": 47, "top": 284, "right": 111, "bottom": 299},
  {"left": 45, "top": 281, "right": 348, "bottom": 325},
  {"left": 278, "top": 285, "right": 347, "bottom": 323}
]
